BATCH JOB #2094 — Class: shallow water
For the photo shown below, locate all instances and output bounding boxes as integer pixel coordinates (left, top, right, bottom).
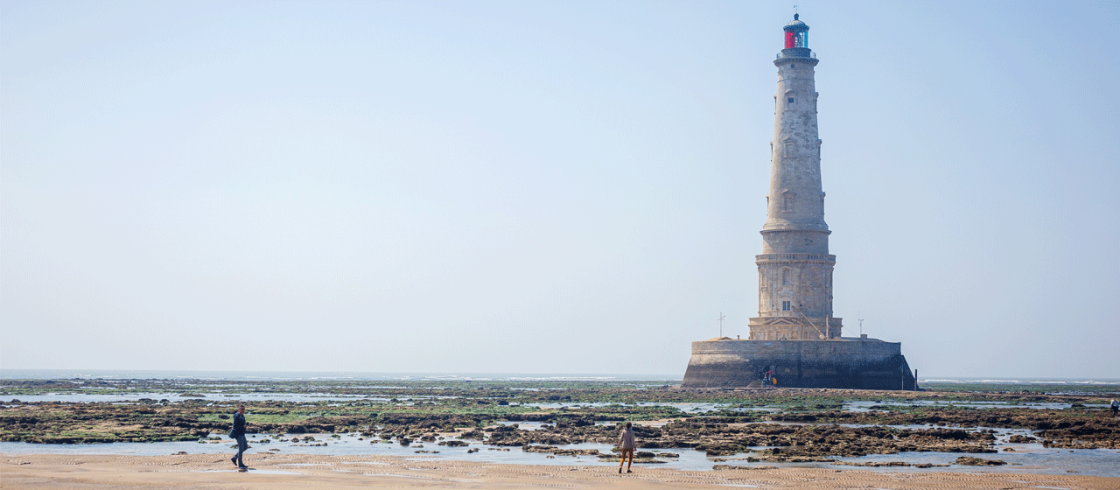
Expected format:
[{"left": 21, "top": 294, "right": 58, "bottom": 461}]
[
  {"left": 3, "top": 434, "right": 1118, "bottom": 477},
  {"left": 3, "top": 394, "right": 1092, "bottom": 413},
  {"left": 843, "top": 400, "right": 1075, "bottom": 411},
  {"left": 495, "top": 421, "right": 547, "bottom": 431},
  {"left": 3, "top": 393, "right": 392, "bottom": 403},
  {"left": 520, "top": 401, "right": 743, "bottom": 413},
  {"left": 825, "top": 448, "right": 1120, "bottom": 478},
  {"left": 0, "top": 436, "right": 712, "bottom": 471}
]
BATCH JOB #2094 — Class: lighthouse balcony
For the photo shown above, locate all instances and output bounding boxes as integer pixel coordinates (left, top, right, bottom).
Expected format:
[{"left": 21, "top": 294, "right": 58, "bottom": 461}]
[{"left": 777, "top": 48, "right": 816, "bottom": 59}]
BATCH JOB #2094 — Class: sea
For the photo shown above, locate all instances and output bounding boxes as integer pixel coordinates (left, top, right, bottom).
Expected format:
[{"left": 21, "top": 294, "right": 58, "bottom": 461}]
[
  {"left": 3, "top": 369, "right": 1118, "bottom": 385},
  {"left": 0, "top": 369, "right": 678, "bottom": 381},
  {"left": 2, "top": 370, "right": 1118, "bottom": 477}
]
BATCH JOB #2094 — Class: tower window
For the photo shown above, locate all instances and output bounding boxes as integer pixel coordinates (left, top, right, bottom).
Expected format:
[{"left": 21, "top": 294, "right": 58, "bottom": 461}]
[
  {"left": 782, "top": 269, "right": 791, "bottom": 286},
  {"left": 782, "top": 301, "right": 791, "bottom": 311},
  {"left": 788, "top": 98, "right": 795, "bottom": 103}
]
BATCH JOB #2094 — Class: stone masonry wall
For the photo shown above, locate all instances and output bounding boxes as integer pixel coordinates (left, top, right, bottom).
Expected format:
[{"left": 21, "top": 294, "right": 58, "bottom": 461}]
[{"left": 682, "top": 339, "right": 916, "bottom": 390}]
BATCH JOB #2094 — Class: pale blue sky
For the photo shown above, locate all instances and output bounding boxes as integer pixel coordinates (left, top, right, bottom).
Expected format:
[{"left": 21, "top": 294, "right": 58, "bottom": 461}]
[{"left": 2, "top": 1, "right": 1117, "bottom": 377}]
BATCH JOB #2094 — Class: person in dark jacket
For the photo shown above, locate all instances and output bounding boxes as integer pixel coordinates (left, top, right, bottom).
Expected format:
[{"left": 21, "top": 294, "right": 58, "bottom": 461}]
[{"left": 230, "top": 405, "right": 248, "bottom": 469}]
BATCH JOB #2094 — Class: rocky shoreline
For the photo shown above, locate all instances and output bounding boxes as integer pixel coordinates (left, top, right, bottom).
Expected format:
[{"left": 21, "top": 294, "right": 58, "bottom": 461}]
[{"left": 2, "top": 379, "right": 1118, "bottom": 462}]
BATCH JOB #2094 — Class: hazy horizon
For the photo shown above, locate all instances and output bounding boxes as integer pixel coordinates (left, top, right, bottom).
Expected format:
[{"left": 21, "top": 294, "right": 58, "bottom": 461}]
[
  {"left": 3, "top": 1, "right": 1118, "bottom": 378},
  {"left": 5, "top": 368, "right": 1119, "bottom": 384}
]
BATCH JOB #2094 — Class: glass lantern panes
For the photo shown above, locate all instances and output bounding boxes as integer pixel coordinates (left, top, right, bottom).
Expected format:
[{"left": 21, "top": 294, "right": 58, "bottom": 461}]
[{"left": 794, "top": 31, "right": 808, "bottom": 48}]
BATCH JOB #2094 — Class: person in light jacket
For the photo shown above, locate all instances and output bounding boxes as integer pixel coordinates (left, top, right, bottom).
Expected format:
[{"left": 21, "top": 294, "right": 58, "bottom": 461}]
[
  {"left": 230, "top": 405, "right": 248, "bottom": 469},
  {"left": 616, "top": 421, "right": 636, "bottom": 474}
]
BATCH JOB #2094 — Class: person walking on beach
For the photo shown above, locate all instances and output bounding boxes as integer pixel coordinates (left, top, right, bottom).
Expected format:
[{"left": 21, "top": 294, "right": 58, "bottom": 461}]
[
  {"left": 1111, "top": 399, "right": 1119, "bottom": 417},
  {"left": 616, "top": 422, "right": 636, "bottom": 474},
  {"left": 230, "top": 405, "right": 248, "bottom": 469}
]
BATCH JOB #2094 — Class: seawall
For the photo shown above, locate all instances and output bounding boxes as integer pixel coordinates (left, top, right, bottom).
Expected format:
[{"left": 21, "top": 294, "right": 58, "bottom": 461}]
[{"left": 682, "top": 338, "right": 917, "bottom": 390}]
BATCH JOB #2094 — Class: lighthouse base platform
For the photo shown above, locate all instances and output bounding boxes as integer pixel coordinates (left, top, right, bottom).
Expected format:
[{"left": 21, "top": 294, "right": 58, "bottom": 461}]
[{"left": 682, "top": 337, "right": 917, "bottom": 390}]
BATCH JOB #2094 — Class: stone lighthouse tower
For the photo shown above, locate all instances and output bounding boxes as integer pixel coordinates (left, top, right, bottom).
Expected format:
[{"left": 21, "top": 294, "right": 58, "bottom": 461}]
[
  {"left": 748, "top": 14, "right": 842, "bottom": 342},
  {"left": 682, "top": 14, "right": 916, "bottom": 390}
]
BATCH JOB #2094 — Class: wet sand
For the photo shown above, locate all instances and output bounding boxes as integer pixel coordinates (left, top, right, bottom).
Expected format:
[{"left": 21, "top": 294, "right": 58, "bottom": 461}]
[{"left": 3, "top": 453, "right": 1117, "bottom": 490}]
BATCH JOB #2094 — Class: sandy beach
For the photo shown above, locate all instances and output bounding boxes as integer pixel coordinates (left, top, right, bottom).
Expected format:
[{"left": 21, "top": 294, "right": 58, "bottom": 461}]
[{"left": 3, "top": 453, "right": 1117, "bottom": 490}]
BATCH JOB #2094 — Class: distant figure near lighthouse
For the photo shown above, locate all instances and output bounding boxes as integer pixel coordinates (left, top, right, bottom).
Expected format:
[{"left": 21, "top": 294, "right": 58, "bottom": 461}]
[{"left": 682, "top": 14, "right": 917, "bottom": 390}]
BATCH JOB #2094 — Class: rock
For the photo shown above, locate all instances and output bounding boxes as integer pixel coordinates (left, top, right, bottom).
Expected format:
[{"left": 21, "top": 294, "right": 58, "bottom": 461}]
[
  {"left": 713, "top": 464, "right": 777, "bottom": 470},
  {"left": 523, "top": 445, "right": 600, "bottom": 457},
  {"left": 834, "top": 461, "right": 910, "bottom": 467},
  {"left": 955, "top": 456, "right": 1007, "bottom": 466},
  {"left": 458, "top": 430, "right": 485, "bottom": 440}
]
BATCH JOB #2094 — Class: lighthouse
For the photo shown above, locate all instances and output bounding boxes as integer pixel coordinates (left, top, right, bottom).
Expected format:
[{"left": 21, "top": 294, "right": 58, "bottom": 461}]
[
  {"left": 682, "top": 14, "right": 917, "bottom": 390},
  {"left": 750, "top": 13, "right": 841, "bottom": 342}
]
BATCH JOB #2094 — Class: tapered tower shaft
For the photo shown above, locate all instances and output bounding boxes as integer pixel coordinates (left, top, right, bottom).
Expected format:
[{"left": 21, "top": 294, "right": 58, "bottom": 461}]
[{"left": 750, "top": 15, "right": 841, "bottom": 341}]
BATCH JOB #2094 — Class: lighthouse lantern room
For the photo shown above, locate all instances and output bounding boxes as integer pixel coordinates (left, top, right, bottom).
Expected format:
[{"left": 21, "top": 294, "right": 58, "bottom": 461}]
[{"left": 784, "top": 14, "right": 809, "bottom": 49}]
